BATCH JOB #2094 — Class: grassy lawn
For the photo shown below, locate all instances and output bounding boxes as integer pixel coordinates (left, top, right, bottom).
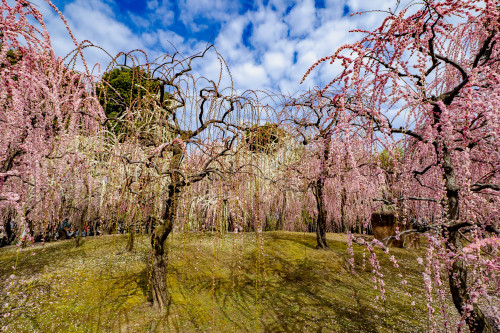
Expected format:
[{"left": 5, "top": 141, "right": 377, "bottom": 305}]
[{"left": 0, "top": 231, "right": 458, "bottom": 332}]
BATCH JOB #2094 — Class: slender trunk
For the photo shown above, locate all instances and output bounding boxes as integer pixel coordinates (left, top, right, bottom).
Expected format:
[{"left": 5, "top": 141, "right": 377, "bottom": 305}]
[
  {"left": 75, "top": 231, "right": 81, "bottom": 247},
  {"left": 340, "top": 182, "right": 347, "bottom": 233},
  {"left": 277, "top": 191, "right": 286, "bottom": 230},
  {"left": 75, "top": 205, "right": 87, "bottom": 248},
  {"left": 150, "top": 144, "right": 183, "bottom": 311},
  {"left": 126, "top": 231, "right": 134, "bottom": 252},
  {"left": 315, "top": 134, "right": 330, "bottom": 249},
  {"left": 314, "top": 179, "right": 328, "bottom": 249},
  {"left": 227, "top": 212, "right": 234, "bottom": 232},
  {"left": 443, "top": 148, "right": 494, "bottom": 333}
]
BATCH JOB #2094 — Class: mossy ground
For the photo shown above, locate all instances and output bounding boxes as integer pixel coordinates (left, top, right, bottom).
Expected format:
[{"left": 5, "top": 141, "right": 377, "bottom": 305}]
[{"left": 0, "top": 231, "right": 458, "bottom": 332}]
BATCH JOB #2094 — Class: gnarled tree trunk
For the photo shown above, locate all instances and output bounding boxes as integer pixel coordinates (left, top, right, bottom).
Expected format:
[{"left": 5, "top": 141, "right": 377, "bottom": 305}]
[
  {"left": 150, "top": 144, "right": 183, "bottom": 311},
  {"left": 314, "top": 177, "right": 328, "bottom": 249},
  {"left": 314, "top": 134, "right": 331, "bottom": 249},
  {"left": 443, "top": 148, "right": 495, "bottom": 333}
]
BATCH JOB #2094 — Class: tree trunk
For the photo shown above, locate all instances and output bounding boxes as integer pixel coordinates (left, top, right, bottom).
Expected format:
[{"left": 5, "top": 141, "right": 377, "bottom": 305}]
[
  {"left": 314, "top": 179, "right": 329, "bottom": 249},
  {"left": 150, "top": 143, "right": 183, "bottom": 311},
  {"left": 276, "top": 191, "right": 286, "bottom": 230},
  {"left": 75, "top": 205, "right": 87, "bottom": 248},
  {"left": 340, "top": 183, "right": 347, "bottom": 233},
  {"left": 5, "top": 209, "right": 14, "bottom": 245},
  {"left": 448, "top": 238, "right": 494, "bottom": 333},
  {"left": 443, "top": 147, "right": 494, "bottom": 333},
  {"left": 314, "top": 134, "right": 331, "bottom": 249},
  {"left": 150, "top": 197, "right": 176, "bottom": 310},
  {"left": 126, "top": 231, "right": 134, "bottom": 252},
  {"left": 151, "top": 246, "right": 169, "bottom": 310}
]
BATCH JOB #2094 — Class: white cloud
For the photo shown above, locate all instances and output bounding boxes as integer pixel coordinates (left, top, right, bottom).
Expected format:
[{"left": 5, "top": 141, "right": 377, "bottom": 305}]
[
  {"left": 147, "top": 0, "right": 159, "bottom": 10},
  {"left": 33, "top": 0, "right": 402, "bottom": 94},
  {"left": 63, "top": 1, "right": 141, "bottom": 51},
  {"left": 232, "top": 62, "right": 270, "bottom": 92},
  {"left": 249, "top": 8, "right": 288, "bottom": 49},
  {"left": 151, "top": 5, "right": 175, "bottom": 27},
  {"left": 263, "top": 50, "right": 292, "bottom": 80},
  {"left": 128, "top": 12, "right": 151, "bottom": 29},
  {"left": 286, "top": 0, "right": 316, "bottom": 37},
  {"left": 157, "top": 30, "right": 185, "bottom": 51},
  {"left": 177, "top": 0, "right": 238, "bottom": 31}
]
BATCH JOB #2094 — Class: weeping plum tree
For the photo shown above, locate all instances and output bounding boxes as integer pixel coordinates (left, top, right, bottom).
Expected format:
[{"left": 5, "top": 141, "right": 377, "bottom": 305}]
[
  {"left": 107, "top": 48, "right": 245, "bottom": 310},
  {"left": 282, "top": 91, "right": 376, "bottom": 248},
  {"left": 284, "top": 93, "right": 340, "bottom": 248},
  {"left": 0, "top": 1, "right": 103, "bottom": 242},
  {"left": 305, "top": 0, "right": 499, "bottom": 331}
]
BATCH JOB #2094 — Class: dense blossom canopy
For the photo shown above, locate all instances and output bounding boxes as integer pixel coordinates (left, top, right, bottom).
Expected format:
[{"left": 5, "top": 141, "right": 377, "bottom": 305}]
[{"left": 0, "top": 1, "right": 103, "bottom": 234}]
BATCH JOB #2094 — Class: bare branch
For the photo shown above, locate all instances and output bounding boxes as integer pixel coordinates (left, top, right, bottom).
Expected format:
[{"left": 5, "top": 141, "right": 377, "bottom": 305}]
[
  {"left": 470, "top": 183, "right": 499, "bottom": 192},
  {"left": 373, "top": 196, "right": 441, "bottom": 205}
]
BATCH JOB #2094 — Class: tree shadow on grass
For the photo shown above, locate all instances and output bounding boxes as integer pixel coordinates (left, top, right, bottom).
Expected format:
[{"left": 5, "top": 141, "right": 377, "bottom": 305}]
[
  {"left": 267, "top": 231, "right": 318, "bottom": 249},
  {"left": 161, "top": 240, "right": 398, "bottom": 332},
  {"left": 0, "top": 239, "right": 81, "bottom": 277}
]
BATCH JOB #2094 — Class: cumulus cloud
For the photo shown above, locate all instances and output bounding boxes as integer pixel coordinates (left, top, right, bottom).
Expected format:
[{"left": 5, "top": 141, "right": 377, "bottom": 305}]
[
  {"left": 147, "top": 0, "right": 159, "bottom": 10},
  {"left": 146, "top": 1, "right": 175, "bottom": 28},
  {"left": 177, "top": 0, "right": 239, "bottom": 31},
  {"left": 232, "top": 62, "right": 270, "bottom": 92},
  {"left": 263, "top": 50, "right": 292, "bottom": 81},
  {"left": 286, "top": 0, "right": 317, "bottom": 37}
]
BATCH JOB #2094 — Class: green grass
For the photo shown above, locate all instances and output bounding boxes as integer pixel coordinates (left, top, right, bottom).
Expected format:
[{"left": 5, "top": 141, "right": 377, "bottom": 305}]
[{"left": 0, "top": 231, "right": 458, "bottom": 332}]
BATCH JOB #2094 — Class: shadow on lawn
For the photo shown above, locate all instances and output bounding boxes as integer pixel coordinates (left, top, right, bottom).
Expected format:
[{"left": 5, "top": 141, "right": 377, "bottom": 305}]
[
  {"left": 0, "top": 239, "right": 82, "bottom": 277},
  {"left": 160, "top": 238, "right": 390, "bottom": 332},
  {"left": 226, "top": 253, "right": 381, "bottom": 332},
  {"left": 267, "top": 231, "right": 318, "bottom": 249}
]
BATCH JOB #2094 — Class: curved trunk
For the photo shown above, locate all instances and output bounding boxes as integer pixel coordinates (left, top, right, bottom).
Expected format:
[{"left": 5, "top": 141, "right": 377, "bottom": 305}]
[
  {"left": 448, "top": 240, "right": 494, "bottom": 333},
  {"left": 443, "top": 148, "right": 495, "bottom": 332},
  {"left": 314, "top": 179, "right": 328, "bottom": 249},
  {"left": 150, "top": 144, "right": 183, "bottom": 311}
]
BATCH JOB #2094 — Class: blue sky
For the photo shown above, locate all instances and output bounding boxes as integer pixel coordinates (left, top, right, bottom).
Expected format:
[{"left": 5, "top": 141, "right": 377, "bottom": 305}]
[{"left": 35, "top": 0, "right": 398, "bottom": 94}]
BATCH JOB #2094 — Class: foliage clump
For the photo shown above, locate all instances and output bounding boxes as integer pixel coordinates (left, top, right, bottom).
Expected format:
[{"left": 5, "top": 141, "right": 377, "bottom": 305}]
[
  {"left": 245, "top": 123, "right": 284, "bottom": 153},
  {"left": 96, "top": 66, "right": 162, "bottom": 138}
]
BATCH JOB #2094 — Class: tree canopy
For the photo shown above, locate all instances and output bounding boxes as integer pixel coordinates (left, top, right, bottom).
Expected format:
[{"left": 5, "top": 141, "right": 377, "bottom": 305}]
[{"left": 97, "top": 66, "right": 162, "bottom": 138}]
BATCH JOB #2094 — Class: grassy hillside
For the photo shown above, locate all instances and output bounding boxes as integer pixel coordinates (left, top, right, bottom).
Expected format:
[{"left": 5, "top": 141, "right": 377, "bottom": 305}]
[{"left": 0, "top": 232, "right": 458, "bottom": 332}]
